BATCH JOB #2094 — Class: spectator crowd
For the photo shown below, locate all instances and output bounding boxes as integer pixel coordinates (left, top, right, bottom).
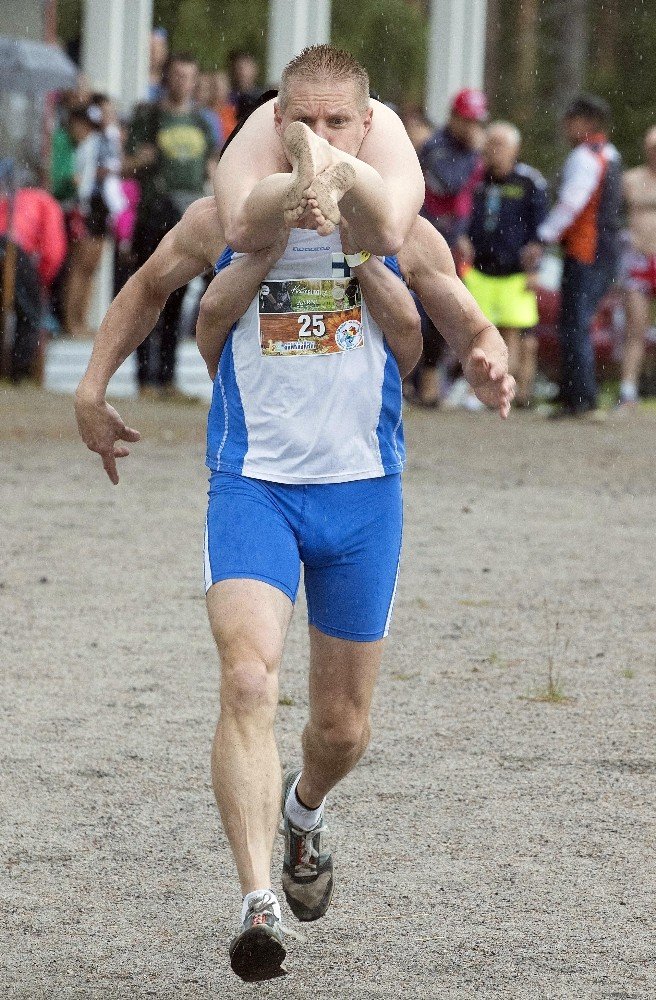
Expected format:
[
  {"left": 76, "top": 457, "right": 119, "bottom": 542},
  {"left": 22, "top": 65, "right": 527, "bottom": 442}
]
[
  {"left": 0, "top": 31, "right": 261, "bottom": 394},
  {"left": 1, "top": 32, "right": 655, "bottom": 419}
]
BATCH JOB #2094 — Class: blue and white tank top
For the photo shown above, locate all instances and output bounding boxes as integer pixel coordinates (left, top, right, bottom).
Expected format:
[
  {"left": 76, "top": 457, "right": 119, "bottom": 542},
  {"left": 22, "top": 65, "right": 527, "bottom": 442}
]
[{"left": 205, "top": 227, "right": 405, "bottom": 484}]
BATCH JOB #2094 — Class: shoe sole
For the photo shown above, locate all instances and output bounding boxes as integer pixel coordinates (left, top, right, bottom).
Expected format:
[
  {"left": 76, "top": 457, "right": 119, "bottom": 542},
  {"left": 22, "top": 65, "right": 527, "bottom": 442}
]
[{"left": 229, "top": 925, "right": 286, "bottom": 981}]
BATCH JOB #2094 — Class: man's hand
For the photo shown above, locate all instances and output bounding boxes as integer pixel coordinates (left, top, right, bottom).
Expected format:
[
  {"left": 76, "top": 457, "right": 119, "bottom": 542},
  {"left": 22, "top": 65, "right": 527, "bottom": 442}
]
[
  {"left": 456, "top": 235, "right": 475, "bottom": 266},
  {"left": 74, "top": 389, "right": 141, "bottom": 485},
  {"left": 134, "top": 144, "right": 157, "bottom": 169},
  {"left": 520, "top": 240, "right": 543, "bottom": 274},
  {"left": 462, "top": 326, "right": 516, "bottom": 419}
]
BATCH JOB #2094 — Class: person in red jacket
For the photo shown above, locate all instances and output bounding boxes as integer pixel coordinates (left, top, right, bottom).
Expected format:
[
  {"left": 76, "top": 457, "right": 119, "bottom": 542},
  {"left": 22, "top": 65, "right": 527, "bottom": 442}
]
[
  {"left": 0, "top": 166, "right": 67, "bottom": 380},
  {"left": 0, "top": 180, "right": 67, "bottom": 288}
]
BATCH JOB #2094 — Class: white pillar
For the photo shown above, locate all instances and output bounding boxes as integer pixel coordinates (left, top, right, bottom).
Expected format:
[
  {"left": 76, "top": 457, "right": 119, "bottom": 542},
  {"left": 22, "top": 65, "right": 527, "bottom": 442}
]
[
  {"left": 82, "top": 0, "right": 152, "bottom": 108},
  {"left": 426, "top": 0, "right": 488, "bottom": 125},
  {"left": 119, "top": 0, "right": 153, "bottom": 112},
  {"left": 81, "top": 0, "right": 153, "bottom": 331},
  {"left": 267, "top": 0, "right": 332, "bottom": 87},
  {"left": 81, "top": 0, "right": 127, "bottom": 100}
]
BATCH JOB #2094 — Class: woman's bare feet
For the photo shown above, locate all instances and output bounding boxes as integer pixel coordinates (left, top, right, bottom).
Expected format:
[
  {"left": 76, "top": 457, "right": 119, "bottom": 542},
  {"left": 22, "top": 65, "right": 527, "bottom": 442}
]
[
  {"left": 283, "top": 122, "right": 326, "bottom": 226},
  {"left": 282, "top": 122, "right": 355, "bottom": 233},
  {"left": 305, "top": 162, "right": 356, "bottom": 236}
]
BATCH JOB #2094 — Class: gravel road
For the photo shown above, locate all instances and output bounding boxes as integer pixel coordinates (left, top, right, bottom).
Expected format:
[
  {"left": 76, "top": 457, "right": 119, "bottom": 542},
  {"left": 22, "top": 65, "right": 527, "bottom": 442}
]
[{"left": 1, "top": 386, "right": 654, "bottom": 999}]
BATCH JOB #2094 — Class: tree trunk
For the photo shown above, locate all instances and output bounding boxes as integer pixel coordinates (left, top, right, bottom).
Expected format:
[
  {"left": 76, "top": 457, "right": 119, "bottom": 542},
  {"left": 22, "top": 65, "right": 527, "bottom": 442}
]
[
  {"left": 514, "top": 0, "right": 539, "bottom": 125},
  {"left": 553, "top": 0, "right": 588, "bottom": 113},
  {"left": 485, "top": 0, "right": 502, "bottom": 105},
  {"left": 594, "top": 0, "right": 619, "bottom": 79}
]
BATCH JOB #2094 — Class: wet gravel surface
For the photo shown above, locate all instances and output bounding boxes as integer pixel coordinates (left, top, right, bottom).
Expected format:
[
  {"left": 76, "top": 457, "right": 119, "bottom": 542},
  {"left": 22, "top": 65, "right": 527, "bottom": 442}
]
[{"left": 2, "top": 386, "right": 655, "bottom": 999}]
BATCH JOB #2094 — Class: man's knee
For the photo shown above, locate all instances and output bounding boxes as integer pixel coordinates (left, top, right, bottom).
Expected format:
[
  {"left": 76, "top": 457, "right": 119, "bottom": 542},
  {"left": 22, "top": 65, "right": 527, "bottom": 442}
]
[
  {"left": 212, "top": 622, "right": 284, "bottom": 719},
  {"left": 221, "top": 657, "right": 278, "bottom": 718},
  {"left": 314, "top": 711, "right": 370, "bottom": 757}
]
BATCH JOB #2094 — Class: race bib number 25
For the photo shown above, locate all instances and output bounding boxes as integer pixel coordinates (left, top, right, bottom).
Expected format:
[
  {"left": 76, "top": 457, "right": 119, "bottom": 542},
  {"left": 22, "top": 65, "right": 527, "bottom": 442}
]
[{"left": 258, "top": 278, "right": 364, "bottom": 357}]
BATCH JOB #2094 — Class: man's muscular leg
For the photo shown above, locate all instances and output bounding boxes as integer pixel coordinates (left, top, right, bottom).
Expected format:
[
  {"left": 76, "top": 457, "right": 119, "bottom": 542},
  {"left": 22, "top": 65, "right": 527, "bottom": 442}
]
[
  {"left": 297, "top": 627, "right": 384, "bottom": 808},
  {"left": 280, "top": 627, "right": 383, "bottom": 921},
  {"left": 208, "top": 579, "right": 293, "bottom": 894}
]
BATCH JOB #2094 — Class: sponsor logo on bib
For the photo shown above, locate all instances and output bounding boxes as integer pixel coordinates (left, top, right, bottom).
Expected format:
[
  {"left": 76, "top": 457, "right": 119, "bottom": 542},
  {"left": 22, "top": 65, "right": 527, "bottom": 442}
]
[
  {"left": 258, "top": 278, "right": 364, "bottom": 357},
  {"left": 335, "top": 320, "right": 363, "bottom": 351}
]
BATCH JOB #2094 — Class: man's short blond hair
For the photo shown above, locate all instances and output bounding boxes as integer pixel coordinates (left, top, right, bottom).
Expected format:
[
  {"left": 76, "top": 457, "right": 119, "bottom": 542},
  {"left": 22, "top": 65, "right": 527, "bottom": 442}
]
[{"left": 278, "top": 44, "right": 370, "bottom": 111}]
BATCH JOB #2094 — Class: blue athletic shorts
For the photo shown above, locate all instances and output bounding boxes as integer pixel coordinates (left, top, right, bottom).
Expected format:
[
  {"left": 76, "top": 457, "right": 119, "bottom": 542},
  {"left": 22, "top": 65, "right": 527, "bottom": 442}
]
[{"left": 204, "top": 472, "right": 403, "bottom": 642}]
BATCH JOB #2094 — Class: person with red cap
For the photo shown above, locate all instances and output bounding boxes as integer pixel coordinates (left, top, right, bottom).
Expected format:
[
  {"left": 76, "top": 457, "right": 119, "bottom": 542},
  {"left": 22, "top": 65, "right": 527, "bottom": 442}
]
[
  {"left": 420, "top": 88, "right": 488, "bottom": 249},
  {"left": 413, "top": 88, "right": 488, "bottom": 405}
]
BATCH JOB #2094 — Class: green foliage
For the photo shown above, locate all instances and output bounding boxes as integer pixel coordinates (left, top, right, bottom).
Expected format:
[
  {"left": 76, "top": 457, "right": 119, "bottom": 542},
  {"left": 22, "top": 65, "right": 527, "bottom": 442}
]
[
  {"left": 158, "top": 0, "right": 268, "bottom": 73},
  {"left": 55, "top": 0, "right": 82, "bottom": 40},
  {"left": 588, "top": 3, "right": 656, "bottom": 168},
  {"left": 489, "top": 0, "right": 656, "bottom": 178},
  {"left": 56, "top": 0, "right": 426, "bottom": 100},
  {"left": 332, "top": 0, "right": 427, "bottom": 106},
  {"left": 56, "top": 0, "right": 655, "bottom": 175}
]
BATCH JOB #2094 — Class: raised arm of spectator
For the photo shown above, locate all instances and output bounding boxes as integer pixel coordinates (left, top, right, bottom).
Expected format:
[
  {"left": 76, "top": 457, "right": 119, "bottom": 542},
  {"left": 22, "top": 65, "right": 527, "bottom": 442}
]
[
  {"left": 122, "top": 104, "right": 158, "bottom": 175},
  {"left": 398, "top": 216, "right": 515, "bottom": 417},
  {"left": 75, "top": 197, "right": 220, "bottom": 483},
  {"left": 529, "top": 170, "right": 550, "bottom": 238},
  {"left": 521, "top": 167, "right": 550, "bottom": 272}
]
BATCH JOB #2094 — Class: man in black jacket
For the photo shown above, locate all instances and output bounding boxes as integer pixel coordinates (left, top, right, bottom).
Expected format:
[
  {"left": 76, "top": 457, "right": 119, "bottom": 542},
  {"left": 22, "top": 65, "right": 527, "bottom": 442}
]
[{"left": 459, "top": 121, "right": 549, "bottom": 406}]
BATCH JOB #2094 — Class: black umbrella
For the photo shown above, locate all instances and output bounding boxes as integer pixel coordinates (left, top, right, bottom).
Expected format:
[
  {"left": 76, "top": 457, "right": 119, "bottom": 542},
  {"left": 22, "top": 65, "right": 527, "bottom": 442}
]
[{"left": 0, "top": 36, "right": 78, "bottom": 94}]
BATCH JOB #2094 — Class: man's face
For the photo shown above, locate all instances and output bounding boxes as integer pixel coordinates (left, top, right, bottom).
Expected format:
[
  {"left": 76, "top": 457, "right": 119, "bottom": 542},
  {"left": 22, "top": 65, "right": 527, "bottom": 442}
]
[
  {"left": 150, "top": 33, "right": 168, "bottom": 73},
  {"left": 274, "top": 77, "right": 372, "bottom": 156},
  {"left": 563, "top": 114, "right": 595, "bottom": 146},
  {"left": 483, "top": 128, "right": 519, "bottom": 177},
  {"left": 448, "top": 113, "right": 484, "bottom": 150},
  {"left": 167, "top": 60, "right": 198, "bottom": 104},
  {"left": 233, "top": 55, "right": 259, "bottom": 92}
]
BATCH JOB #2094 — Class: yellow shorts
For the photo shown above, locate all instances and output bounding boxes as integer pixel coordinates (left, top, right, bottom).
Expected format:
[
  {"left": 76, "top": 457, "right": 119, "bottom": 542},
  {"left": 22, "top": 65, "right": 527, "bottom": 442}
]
[{"left": 463, "top": 268, "right": 539, "bottom": 330}]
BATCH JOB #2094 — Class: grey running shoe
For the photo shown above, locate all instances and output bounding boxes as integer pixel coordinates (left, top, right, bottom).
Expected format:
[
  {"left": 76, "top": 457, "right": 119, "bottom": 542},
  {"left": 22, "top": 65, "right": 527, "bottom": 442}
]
[
  {"left": 280, "top": 768, "right": 334, "bottom": 922},
  {"left": 228, "top": 891, "right": 286, "bottom": 981}
]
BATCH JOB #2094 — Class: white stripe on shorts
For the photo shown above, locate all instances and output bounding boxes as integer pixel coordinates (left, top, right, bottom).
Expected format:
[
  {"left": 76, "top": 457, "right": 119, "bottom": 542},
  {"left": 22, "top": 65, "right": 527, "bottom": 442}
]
[
  {"left": 383, "top": 557, "right": 401, "bottom": 638},
  {"left": 203, "top": 516, "right": 212, "bottom": 593}
]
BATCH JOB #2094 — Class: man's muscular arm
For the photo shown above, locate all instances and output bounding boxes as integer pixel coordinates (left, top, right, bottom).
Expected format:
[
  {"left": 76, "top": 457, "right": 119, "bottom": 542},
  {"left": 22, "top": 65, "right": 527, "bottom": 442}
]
[
  {"left": 196, "top": 235, "right": 289, "bottom": 380},
  {"left": 75, "top": 197, "right": 221, "bottom": 484},
  {"left": 398, "top": 217, "right": 515, "bottom": 417},
  {"left": 348, "top": 255, "right": 422, "bottom": 378}
]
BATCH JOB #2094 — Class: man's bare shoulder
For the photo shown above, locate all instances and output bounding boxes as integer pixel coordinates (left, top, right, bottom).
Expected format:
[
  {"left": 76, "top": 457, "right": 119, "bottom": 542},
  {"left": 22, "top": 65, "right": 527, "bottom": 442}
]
[
  {"left": 624, "top": 165, "right": 654, "bottom": 189},
  {"left": 174, "top": 197, "right": 225, "bottom": 268}
]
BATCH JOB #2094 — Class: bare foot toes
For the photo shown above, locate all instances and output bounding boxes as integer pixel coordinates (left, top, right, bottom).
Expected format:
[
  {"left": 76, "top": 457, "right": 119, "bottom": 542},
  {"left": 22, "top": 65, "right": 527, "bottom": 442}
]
[
  {"left": 306, "top": 162, "right": 356, "bottom": 228},
  {"left": 282, "top": 122, "right": 330, "bottom": 223},
  {"left": 283, "top": 197, "right": 308, "bottom": 227}
]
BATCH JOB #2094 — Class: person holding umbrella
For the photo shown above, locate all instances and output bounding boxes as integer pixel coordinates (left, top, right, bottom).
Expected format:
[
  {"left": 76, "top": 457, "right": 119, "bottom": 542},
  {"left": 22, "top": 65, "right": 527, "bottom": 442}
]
[{"left": 0, "top": 35, "right": 77, "bottom": 376}]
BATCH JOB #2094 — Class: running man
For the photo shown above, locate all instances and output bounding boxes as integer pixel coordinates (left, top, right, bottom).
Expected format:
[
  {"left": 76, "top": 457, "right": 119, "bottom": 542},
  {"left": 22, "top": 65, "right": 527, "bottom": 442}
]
[
  {"left": 75, "top": 53, "right": 513, "bottom": 984},
  {"left": 619, "top": 126, "right": 656, "bottom": 408}
]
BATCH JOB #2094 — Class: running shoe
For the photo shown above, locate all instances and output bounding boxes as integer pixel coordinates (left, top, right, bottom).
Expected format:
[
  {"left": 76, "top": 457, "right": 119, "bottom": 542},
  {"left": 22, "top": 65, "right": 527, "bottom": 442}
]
[
  {"left": 280, "top": 768, "right": 334, "bottom": 922},
  {"left": 228, "top": 890, "right": 286, "bottom": 981}
]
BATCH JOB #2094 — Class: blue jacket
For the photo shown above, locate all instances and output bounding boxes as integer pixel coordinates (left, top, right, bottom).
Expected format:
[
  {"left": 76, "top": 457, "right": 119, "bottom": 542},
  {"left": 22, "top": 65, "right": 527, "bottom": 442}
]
[
  {"left": 468, "top": 163, "right": 549, "bottom": 276},
  {"left": 419, "top": 127, "right": 482, "bottom": 247}
]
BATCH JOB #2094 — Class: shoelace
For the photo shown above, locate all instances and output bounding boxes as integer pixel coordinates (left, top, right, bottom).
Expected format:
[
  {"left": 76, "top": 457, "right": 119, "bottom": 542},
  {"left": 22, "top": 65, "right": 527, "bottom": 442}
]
[
  {"left": 247, "top": 890, "right": 278, "bottom": 916},
  {"left": 297, "top": 823, "right": 328, "bottom": 869},
  {"left": 245, "top": 891, "right": 306, "bottom": 942}
]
